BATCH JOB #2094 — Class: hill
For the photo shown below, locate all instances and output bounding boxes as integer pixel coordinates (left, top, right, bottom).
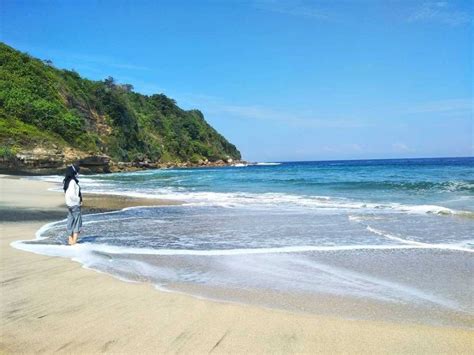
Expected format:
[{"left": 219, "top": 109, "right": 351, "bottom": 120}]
[{"left": 0, "top": 42, "right": 241, "bottom": 173}]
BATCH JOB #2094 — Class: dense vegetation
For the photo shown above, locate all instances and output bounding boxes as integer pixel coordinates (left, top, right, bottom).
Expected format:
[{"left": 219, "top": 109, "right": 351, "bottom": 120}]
[{"left": 0, "top": 42, "right": 241, "bottom": 163}]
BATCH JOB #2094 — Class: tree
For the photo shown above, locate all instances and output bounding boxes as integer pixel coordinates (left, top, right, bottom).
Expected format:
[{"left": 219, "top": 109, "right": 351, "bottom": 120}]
[
  {"left": 104, "top": 76, "right": 116, "bottom": 88},
  {"left": 121, "top": 84, "right": 134, "bottom": 92}
]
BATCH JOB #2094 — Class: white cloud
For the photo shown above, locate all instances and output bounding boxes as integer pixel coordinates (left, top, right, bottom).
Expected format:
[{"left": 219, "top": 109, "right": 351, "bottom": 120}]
[
  {"left": 177, "top": 93, "right": 369, "bottom": 129},
  {"left": 392, "top": 142, "right": 412, "bottom": 153},
  {"left": 407, "top": 1, "right": 471, "bottom": 26},
  {"left": 401, "top": 98, "right": 473, "bottom": 115}
]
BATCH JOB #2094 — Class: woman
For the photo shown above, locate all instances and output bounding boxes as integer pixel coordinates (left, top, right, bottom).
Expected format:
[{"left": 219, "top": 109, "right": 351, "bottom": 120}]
[{"left": 63, "top": 164, "right": 82, "bottom": 245}]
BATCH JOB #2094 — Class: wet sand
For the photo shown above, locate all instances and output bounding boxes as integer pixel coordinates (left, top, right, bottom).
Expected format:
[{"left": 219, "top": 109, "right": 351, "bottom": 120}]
[{"left": 1, "top": 175, "right": 472, "bottom": 353}]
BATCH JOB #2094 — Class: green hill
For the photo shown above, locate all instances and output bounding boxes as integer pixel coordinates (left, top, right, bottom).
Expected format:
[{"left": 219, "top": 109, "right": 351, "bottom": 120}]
[{"left": 0, "top": 42, "right": 241, "bottom": 172}]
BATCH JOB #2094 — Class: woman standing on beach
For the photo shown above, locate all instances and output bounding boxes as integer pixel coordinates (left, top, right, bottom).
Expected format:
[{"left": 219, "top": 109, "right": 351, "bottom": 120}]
[{"left": 63, "top": 164, "right": 82, "bottom": 245}]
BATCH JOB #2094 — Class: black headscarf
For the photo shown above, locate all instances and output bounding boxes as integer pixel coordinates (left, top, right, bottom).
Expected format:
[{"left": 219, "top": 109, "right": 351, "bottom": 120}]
[{"left": 63, "top": 164, "right": 82, "bottom": 202}]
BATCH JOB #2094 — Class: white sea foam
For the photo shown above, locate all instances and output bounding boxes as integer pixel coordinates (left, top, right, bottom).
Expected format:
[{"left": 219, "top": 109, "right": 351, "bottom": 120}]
[
  {"left": 255, "top": 162, "right": 281, "bottom": 166},
  {"left": 287, "top": 257, "right": 462, "bottom": 310},
  {"left": 12, "top": 234, "right": 474, "bottom": 259},
  {"left": 393, "top": 204, "right": 455, "bottom": 215},
  {"left": 348, "top": 215, "right": 385, "bottom": 222},
  {"left": 8, "top": 241, "right": 410, "bottom": 260},
  {"left": 11, "top": 229, "right": 472, "bottom": 314},
  {"left": 80, "top": 216, "right": 168, "bottom": 226},
  {"left": 366, "top": 226, "right": 427, "bottom": 246},
  {"left": 11, "top": 238, "right": 468, "bottom": 318},
  {"left": 29, "top": 175, "right": 470, "bottom": 217},
  {"left": 365, "top": 226, "right": 473, "bottom": 253},
  {"left": 444, "top": 181, "right": 474, "bottom": 192},
  {"left": 74, "top": 188, "right": 463, "bottom": 216}
]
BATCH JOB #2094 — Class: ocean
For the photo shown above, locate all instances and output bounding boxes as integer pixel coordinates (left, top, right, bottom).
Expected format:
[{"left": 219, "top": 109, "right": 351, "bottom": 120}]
[{"left": 14, "top": 157, "right": 474, "bottom": 327}]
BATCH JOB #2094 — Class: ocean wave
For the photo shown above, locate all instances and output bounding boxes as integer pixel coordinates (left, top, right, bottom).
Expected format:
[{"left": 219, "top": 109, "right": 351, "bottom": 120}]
[
  {"left": 365, "top": 226, "right": 473, "bottom": 253},
  {"left": 13, "top": 233, "right": 474, "bottom": 258},
  {"left": 366, "top": 226, "right": 426, "bottom": 246},
  {"left": 6, "top": 239, "right": 452, "bottom": 258},
  {"left": 28, "top": 175, "right": 473, "bottom": 217},
  {"left": 37, "top": 183, "right": 473, "bottom": 218},
  {"left": 14, "top": 204, "right": 473, "bottom": 257},
  {"left": 142, "top": 191, "right": 469, "bottom": 217},
  {"left": 12, "top": 237, "right": 471, "bottom": 318},
  {"left": 294, "top": 180, "right": 474, "bottom": 193}
]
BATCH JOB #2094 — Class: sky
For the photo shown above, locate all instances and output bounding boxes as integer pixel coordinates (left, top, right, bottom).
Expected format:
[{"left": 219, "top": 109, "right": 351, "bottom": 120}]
[{"left": 1, "top": 0, "right": 472, "bottom": 162}]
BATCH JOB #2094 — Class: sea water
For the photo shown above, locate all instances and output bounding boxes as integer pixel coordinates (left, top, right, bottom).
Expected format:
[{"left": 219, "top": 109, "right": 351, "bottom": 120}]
[{"left": 14, "top": 158, "right": 474, "bottom": 327}]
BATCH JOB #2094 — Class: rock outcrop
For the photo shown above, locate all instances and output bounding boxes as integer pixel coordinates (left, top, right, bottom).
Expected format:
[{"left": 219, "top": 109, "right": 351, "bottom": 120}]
[
  {"left": 0, "top": 148, "right": 247, "bottom": 175},
  {"left": 0, "top": 42, "right": 243, "bottom": 175}
]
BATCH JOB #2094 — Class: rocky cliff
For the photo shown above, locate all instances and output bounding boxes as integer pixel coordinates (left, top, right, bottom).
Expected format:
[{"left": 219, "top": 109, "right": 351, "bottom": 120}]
[{"left": 0, "top": 43, "right": 242, "bottom": 174}]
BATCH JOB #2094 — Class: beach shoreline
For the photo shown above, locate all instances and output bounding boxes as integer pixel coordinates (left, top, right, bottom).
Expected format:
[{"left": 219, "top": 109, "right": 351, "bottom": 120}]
[{"left": 1, "top": 175, "right": 472, "bottom": 353}]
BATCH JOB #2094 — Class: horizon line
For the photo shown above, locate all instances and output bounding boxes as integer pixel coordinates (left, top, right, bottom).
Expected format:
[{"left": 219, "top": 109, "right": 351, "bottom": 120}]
[{"left": 259, "top": 156, "right": 474, "bottom": 164}]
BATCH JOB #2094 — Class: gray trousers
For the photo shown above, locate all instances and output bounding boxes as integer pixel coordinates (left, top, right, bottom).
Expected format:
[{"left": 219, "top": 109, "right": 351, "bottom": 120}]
[{"left": 66, "top": 205, "right": 82, "bottom": 235}]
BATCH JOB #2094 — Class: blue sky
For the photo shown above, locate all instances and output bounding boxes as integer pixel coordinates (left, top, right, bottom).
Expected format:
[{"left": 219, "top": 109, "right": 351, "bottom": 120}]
[{"left": 1, "top": 0, "right": 472, "bottom": 161}]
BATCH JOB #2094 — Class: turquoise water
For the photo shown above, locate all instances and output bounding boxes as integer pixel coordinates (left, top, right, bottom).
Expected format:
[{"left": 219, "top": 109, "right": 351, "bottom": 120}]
[
  {"left": 75, "top": 158, "right": 474, "bottom": 211},
  {"left": 15, "top": 157, "right": 474, "bottom": 326}
]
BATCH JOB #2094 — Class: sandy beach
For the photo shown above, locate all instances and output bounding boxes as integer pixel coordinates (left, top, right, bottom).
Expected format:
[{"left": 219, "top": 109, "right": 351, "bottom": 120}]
[{"left": 1, "top": 176, "right": 472, "bottom": 354}]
